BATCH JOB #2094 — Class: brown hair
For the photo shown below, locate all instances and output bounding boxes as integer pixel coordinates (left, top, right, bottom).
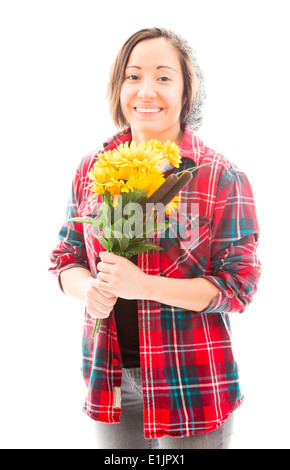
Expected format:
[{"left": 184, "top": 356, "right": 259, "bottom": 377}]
[{"left": 107, "top": 28, "right": 205, "bottom": 130}]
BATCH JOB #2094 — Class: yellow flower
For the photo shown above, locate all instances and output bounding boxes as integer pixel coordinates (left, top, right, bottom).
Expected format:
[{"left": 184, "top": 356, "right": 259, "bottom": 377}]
[
  {"left": 125, "top": 173, "right": 151, "bottom": 192},
  {"left": 143, "top": 139, "right": 181, "bottom": 167},
  {"left": 104, "top": 180, "right": 127, "bottom": 197},
  {"left": 88, "top": 139, "right": 182, "bottom": 201},
  {"left": 90, "top": 181, "right": 105, "bottom": 196},
  {"left": 117, "top": 165, "right": 136, "bottom": 182},
  {"left": 165, "top": 196, "right": 181, "bottom": 215},
  {"left": 118, "top": 141, "right": 163, "bottom": 164},
  {"left": 144, "top": 168, "right": 165, "bottom": 197},
  {"left": 161, "top": 141, "right": 181, "bottom": 167},
  {"left": 88, "top": 166, "right": 119, "bottom": 184}
]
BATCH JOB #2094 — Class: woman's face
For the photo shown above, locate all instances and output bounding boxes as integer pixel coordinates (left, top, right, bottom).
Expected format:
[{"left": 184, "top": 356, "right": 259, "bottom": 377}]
[{"left": 120, "top": 38, "right": 185, "bottom": 144}]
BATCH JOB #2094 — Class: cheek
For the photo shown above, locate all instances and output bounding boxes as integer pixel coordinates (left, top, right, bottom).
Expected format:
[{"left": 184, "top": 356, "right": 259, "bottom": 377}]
[
  {"left": 120, "top": 84, "right": 133, "bottom": 111},
  {"left": 166, "top": 89, "right": 184, "bottom": 114}
]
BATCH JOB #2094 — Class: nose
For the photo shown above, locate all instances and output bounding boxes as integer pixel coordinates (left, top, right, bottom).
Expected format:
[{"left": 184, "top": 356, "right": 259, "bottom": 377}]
[{"left": 137, "top": 78, "right": 157, "bottom": 100}]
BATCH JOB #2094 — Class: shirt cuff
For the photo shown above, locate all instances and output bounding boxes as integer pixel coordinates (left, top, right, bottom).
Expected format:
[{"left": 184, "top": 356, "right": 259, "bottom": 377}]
[
  {"left": 198, "top": 274, "right": 246, "bottom": 314},
  {"left": 55, "top": 263, "right": 91, "bottom": 294}
]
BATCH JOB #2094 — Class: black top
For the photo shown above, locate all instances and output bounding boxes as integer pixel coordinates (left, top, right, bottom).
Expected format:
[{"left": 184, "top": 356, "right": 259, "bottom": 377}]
[{"left": 114, "top": 254, "right": 140, "bottom": 368}]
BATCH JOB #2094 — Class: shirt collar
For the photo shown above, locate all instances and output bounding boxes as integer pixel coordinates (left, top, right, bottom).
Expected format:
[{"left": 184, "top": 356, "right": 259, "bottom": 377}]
[{"left": 178, "top": 124, "right": 203, "bottom": 166}]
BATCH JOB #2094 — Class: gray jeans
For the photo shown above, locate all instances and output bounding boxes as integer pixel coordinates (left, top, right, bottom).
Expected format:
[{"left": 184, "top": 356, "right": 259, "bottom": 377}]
[{"left": 93, "top": 367, "right": 234, "bottom": 449}]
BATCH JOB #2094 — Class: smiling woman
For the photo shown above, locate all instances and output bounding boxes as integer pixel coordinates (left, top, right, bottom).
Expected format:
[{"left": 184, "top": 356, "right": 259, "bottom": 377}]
[
  {"left": 119, "top": 38, "right": 185, "bottom": 144},
  {"left": 108, "top": 28, "right": 204, "bottom": 132},
  {"left": 49, "top": 27, "right": 261, "bottom": 450}
]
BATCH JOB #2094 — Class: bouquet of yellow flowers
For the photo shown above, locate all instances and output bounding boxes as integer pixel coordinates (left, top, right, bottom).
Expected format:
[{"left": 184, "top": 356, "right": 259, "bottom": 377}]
[{"left": 69, "top": 139, "right": 209, "bottom": 337}]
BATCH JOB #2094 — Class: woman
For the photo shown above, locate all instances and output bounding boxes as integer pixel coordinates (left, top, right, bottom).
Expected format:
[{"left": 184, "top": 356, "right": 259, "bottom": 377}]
[{"left": 50, "top": 28, "right": 261, "bottom": 449}]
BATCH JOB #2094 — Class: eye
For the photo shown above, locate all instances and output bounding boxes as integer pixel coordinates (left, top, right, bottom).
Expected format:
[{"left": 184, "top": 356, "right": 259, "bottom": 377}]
[
  {"left": 126, "top": 74, "right": 140, "bottom": 81},
  {"left": 158, "top": 76, "right": 171, "bottom": 82}
]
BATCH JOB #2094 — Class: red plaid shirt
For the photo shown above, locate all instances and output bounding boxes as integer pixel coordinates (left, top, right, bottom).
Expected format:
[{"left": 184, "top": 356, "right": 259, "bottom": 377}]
[{"left": 49, "top": 125, "right": 261, "bottom": 438}]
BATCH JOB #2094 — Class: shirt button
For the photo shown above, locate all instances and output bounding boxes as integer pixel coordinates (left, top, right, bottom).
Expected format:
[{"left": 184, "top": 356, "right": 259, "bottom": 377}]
[
  {"left": 112, "top": 359, "right": 119, "bottom": 366},
  {"left": 239, "top": 288, "right": 245, "bottom": 294},
  {"left": 226, "top": 289, "right": 233, "bottom": 297}
]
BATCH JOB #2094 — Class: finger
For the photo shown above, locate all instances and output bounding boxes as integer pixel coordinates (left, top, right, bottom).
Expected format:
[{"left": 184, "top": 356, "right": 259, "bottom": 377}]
[
  {"left": 88, "top": 277, "right": 116, "bottom": 298},
  {"left": 96, "top": 291, "right": 116, "bottom": 307},
  {"left": 96, "top": 261, "right": 113, "bottom": 274},
  {"left": 97, "top": 272, "right": 111, "bottom": 283},
  {"left": 99, "top": 251, "right": 121, "bottom": 263},
  {"left": 86, "top": 308, "right": 108, "bottom": 320},
  {"left": 87, "top": 302, "right": 112, "bottom": 319},
  {"left": 94, "top": 278, "right": 116, "bottom": 295},
  {"left": 94, "top": 295, "right": 116, "bottom": 310},
  {"left": 87, "top": 281, "right": 117, "bottom": 306}
]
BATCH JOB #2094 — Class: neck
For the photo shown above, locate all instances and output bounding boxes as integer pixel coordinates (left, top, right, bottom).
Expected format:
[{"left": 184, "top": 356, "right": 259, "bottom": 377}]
[{"left": 131, "top": 126, "right": 184, "bottom": 145}]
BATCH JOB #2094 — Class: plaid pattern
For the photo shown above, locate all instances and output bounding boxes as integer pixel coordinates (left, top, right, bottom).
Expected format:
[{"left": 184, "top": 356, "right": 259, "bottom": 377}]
[{"left": 49, "top": 125, "right": 261, "bottom": 438}]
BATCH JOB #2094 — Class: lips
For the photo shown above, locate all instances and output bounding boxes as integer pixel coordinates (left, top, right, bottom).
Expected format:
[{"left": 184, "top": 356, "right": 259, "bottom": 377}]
[{"left": 134, "top": 107, "right": 163, "bottom": 113}]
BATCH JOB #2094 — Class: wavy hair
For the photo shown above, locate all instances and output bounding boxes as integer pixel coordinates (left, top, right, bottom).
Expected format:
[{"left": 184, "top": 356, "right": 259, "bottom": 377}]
[{"left": 107, "top": 28, "right": 206, "bottom": 130}]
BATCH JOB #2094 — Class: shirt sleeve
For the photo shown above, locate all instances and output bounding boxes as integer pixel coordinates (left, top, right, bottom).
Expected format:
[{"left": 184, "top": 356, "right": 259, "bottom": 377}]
[
  {"left": 200, "top": 166, "right": 261, "bottom": 314},
  {"left": 49, "top": 160, "right": 90, "bottom": 291}
]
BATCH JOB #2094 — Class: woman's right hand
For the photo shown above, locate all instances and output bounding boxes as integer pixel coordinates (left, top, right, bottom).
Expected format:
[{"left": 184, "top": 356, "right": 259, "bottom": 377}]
[{"left": 85, "top": 277, "right": 118, "bottom": 319}]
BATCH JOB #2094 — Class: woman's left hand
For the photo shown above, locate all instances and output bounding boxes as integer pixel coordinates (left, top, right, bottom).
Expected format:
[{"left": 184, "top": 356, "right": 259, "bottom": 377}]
[{"left": 94, "top": 251, "right": 149, "bottom": 300}]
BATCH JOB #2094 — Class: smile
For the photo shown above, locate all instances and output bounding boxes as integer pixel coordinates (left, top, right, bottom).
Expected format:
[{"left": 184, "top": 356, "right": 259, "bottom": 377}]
[{"left": 134, "top": 107, "right": 162, "bottom": 113}]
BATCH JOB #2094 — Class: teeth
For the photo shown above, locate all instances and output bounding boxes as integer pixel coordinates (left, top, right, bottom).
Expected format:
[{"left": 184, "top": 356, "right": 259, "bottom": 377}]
[{"left": 136, "top": 108, "right": 161, "bottom": 113}]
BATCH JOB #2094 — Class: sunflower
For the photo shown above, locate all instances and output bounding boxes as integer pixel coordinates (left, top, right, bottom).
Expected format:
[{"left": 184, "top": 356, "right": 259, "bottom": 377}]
[
  {"left": 161, "top": 141, "right": 182, "bottom": 167},
  {"left": 165, "top": 196, "right": 181, "bottom": 215},
  {"left": 144, "top": 140, "right": 181, "bottom": 167},
  {"left": 87, "top": 140, "right": 181, "bottom": 205}
]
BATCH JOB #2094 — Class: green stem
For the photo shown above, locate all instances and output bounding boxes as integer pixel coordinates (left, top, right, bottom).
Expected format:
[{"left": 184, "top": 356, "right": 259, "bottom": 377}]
[
  {"left": 176, "top": 162, "right": 213, "bottom": 176},
  {"left": 92, "top": 318, "right": 101, "bottom": 339}
]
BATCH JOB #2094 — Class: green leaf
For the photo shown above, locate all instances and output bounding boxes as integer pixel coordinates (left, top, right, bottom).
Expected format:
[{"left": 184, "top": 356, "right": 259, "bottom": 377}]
[
  {"left": 92, "top": 235, "right": 111, "bottom": 251},
  {"left": 99, "top": 200, "right": 112, "bottom": 227},
  {"left": 103, "top": 190, "right": 112, "bottom": 204},
  {"left": 111, "top": 217, "right": 127, "bottom": 234},
  {"left": 120, "top": 189, "right": 147, "bottom": 207},
  {"left": 68, "top": 217, "right": 101, "bottom": 228},
  {"left": 119, "top": 234, "right": 130, "bottom": 252},
  {"left": 127, "top": 236, "right": 147, "bottom": 246},
  {"left": 154, "top": 222, "right": 170, "bottom": 230},
  {"left": 103, "top": 226, "right": 120, "bottom": 239},
  {"left": 142, "top": 222, "right": 170, "bottom": 238},
  {"left": 125, "top": 241, "right": 164, "bottom": 257},
  {"left": 138, "top": 242, "right": 164, "bottom": 251},
  {"left": 128, "top": 189, "right": 148, "bottom": 205}
]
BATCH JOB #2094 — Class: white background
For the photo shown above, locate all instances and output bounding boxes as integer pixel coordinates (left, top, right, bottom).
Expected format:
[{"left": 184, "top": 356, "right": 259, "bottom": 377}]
[{"left": 0, "top": 0, "right": 289, "bottom": 449}]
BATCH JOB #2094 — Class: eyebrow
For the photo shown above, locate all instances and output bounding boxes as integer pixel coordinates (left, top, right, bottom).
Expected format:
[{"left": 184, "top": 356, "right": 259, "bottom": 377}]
[{"left": 126, "top": 65, "right": 177, "bottom": 72}]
